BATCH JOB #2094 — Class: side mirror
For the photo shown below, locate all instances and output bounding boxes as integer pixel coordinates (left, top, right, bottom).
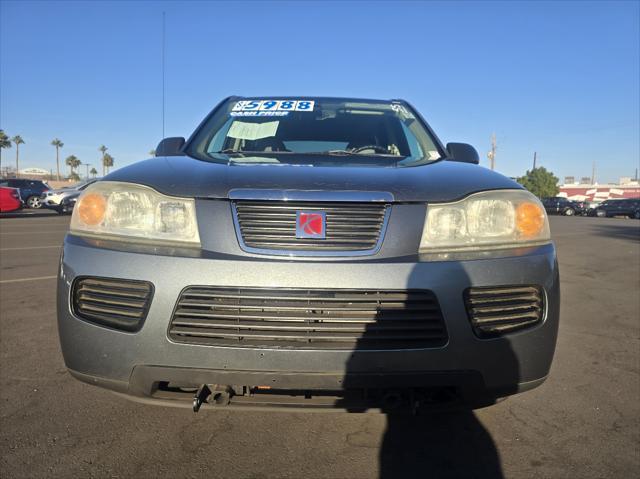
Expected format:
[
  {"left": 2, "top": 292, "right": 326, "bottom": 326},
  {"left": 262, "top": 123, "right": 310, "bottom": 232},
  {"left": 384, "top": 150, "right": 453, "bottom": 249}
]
[
  {"left": 446, "top": 142, "right": 480, "bottom": 165},
  {"left": 155, "top": 137, "right": 185, "bottom": 157}
]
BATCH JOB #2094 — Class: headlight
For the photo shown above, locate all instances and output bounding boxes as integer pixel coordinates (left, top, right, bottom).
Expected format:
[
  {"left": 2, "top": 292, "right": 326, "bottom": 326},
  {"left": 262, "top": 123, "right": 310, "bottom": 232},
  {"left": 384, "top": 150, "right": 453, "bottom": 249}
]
[
  {"left": 420, "top": 189, "right": 550, "bottom": 252},
  {"left": 70, "top": 181, "right": 200, "bottom": 246}
]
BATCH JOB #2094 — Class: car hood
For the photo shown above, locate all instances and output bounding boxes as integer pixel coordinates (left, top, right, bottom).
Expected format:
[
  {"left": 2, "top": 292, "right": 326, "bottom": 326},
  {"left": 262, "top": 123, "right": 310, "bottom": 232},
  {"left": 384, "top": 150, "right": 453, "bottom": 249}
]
[{"left": 104, "top": 155, "right": 522, "bottom": 202}]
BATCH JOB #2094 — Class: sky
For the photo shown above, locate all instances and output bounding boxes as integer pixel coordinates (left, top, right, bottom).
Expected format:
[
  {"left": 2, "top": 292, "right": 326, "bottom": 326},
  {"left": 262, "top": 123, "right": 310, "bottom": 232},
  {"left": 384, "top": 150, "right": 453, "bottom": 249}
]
[{"left": 0, "top": 0, "right": 639, "bottom": 183}]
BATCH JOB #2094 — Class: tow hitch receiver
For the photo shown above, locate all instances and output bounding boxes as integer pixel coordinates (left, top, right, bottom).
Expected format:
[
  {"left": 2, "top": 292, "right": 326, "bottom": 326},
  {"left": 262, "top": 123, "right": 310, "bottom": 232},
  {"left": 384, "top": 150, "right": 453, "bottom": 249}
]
[
  {"left": 192, "top": 384, "right": 233, "bottom": 413},
  {"left": 193, "top": 384, "right": 211, "bottom": 413}
]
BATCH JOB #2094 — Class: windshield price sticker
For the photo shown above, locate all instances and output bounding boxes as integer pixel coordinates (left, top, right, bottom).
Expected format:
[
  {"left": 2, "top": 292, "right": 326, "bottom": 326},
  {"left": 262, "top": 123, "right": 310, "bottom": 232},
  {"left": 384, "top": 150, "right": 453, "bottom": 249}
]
[
  {"left": 230, "top": 111, "right": 289, "bottom": 117},
  {"left": 232, "top": 100, "right": 315, "bottom": 112}
]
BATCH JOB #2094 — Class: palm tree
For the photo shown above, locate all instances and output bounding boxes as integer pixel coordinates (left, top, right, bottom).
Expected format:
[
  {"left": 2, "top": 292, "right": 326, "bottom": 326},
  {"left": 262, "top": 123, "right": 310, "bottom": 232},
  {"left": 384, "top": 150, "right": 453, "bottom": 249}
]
[
  {"left": 99, "top": 145, "right": 108, "bottom": 176},
  {"left": 103, "top": 153, "right": 114, "bottom": 175},
  {"left": 65, "top": 155, "right": 81, "bottom": 178},
  {"left": 0, "top": 130, "right": 11, "bottom": 175},
  {"left": 51, "top": 138, "right": 64, "bottom": 180},
  {"left": 90, "top": 167, "right": 98, "bottom": 178},
  {"left": 11, "top": 135, "right": 24, "bottom": 178}
]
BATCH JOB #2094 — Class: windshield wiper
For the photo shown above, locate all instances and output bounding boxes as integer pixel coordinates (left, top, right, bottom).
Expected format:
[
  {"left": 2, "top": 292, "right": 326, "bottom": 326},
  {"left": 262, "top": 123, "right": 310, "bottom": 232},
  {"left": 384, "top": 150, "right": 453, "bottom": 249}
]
[
  {"left": 303, "top": 150, "right": 404, "bottom": 157},
  {"left": 211, "top": 149, "right": 254, "bottom": 154},
  {"left": 295, "top": 150, "right": 360, "bottom": 156},
  {"left": 211, "top": 150, "right": 296, "bottom": 155}
]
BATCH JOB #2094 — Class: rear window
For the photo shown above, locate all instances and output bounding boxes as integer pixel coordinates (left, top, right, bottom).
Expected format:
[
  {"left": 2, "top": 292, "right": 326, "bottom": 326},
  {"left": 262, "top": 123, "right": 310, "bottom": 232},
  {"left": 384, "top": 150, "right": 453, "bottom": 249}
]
[{"left": 185, "top": 98, "right": 443, "bottom": 167}]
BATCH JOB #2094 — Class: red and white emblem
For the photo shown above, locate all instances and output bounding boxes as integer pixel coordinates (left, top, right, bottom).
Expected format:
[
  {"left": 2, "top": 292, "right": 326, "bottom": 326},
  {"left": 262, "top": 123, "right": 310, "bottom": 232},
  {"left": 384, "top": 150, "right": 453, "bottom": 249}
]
[{"left": 296, "top": 211, "right": 326, "bottom": 239}]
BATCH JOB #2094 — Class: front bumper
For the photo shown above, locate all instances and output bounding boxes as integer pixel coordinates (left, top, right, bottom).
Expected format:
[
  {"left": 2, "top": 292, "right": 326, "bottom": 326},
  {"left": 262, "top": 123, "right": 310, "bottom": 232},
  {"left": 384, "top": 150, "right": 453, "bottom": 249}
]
[{"left": 57, "top": 235, "right": 560, "bottom": 410}]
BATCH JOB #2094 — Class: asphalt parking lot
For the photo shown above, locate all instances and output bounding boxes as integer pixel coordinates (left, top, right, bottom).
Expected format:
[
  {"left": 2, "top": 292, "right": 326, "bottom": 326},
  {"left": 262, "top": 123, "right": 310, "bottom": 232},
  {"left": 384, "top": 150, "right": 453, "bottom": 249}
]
[{"left": 0, "top": 213, "right": 638, "bottom": 478}]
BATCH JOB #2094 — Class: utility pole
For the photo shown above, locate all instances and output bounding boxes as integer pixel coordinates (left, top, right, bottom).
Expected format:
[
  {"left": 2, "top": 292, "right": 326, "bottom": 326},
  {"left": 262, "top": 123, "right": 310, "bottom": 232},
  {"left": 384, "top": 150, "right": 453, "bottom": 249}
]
[
  {"left": 591, "top": 161, "right": 596, "bottom": 185},
  {"left": 533, "top": 151, "right": 537, "bottom": 170},
  {"left": 487, "top": 133, "right": 497, "bottom": 170},
  {"left": 85, "top": 163, "right": 92, "bottom": 180}
]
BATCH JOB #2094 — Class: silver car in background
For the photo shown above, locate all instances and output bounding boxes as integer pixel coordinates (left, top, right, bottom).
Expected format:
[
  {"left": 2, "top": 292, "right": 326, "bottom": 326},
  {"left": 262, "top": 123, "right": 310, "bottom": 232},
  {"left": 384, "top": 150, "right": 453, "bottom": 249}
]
[
  {"left": 57, "top": 97, "right": 560, "bottom": 413},
  {"left": 42, "top": 179, "right": 98, "bottom": 213}
]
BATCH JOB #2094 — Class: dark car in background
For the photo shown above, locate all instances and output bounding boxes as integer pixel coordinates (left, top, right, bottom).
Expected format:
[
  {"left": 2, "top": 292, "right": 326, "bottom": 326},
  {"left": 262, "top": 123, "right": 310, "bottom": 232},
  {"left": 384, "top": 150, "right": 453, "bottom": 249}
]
[
  {"left": 58, "top": 192, "right": 80, "bottom": 214},
  {"left": 594, "top": 198, "right": 640, "bottom": 219},
  {"left": 0, "top": 178, "right": 50, "bottom": 209},
  {"left": 58, "top": 96, "right": 560, "bottom": 413},
  {"left": 541, "top": 196, "right": 584, "bottom": 216}
]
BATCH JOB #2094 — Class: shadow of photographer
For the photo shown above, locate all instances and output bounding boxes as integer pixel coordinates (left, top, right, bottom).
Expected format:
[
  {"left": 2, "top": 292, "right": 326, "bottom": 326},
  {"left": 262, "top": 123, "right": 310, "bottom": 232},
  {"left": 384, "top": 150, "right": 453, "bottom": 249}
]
[{"left": 338, "top": 263, "right": 521, "bottom": 479}]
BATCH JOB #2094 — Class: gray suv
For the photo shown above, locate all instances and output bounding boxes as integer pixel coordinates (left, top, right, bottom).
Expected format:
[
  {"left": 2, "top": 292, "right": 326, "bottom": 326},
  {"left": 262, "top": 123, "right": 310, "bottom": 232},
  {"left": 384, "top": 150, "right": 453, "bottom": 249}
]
[{"left": 57, "top": 97, "right": 559, "bottom": 412}]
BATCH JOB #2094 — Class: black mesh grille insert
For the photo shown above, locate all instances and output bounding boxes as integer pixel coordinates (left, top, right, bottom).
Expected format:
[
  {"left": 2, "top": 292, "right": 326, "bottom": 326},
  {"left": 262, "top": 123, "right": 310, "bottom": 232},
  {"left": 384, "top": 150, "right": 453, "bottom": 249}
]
[
  {"left": 169, "top": 287, "right": 448, "bottom": 350},
  {"left": 72, "top": 277, "right": 153, "bottom": 332},
  {"left": 233, "top": 201, "right": 388, "bottom": 252},
  {"left": 464, "top": 286, "right": 544, "bottom": 337}
]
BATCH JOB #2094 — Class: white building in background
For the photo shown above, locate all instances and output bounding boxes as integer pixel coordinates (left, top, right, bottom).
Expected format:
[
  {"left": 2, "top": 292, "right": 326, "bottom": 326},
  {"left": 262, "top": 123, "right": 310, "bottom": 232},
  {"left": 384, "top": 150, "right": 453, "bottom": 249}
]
[{"left": 19, "top": 167, "right": 50, "bottom": 177}]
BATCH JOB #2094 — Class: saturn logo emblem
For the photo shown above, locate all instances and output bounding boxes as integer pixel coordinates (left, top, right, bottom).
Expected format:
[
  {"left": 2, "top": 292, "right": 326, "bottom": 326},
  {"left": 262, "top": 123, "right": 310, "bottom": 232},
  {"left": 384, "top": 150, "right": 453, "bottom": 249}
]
[{"left": 296, "top": 211, "right": 326, "bottom": 239}]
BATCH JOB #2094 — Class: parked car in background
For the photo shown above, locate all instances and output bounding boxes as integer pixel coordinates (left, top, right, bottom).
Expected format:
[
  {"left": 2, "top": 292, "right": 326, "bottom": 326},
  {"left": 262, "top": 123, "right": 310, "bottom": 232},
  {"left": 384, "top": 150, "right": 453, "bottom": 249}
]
[
  {"left": 571, "top": 200, "right": 589, "bottom": 215},
  {"left": 42, "top": 179, "right": 98, "bottom": 213},
  {"left": 0, "top": 178, "right": 50, "bottom": 209},
  {"left": 57, "top": 192, "right": 80, "bottom": 214},
  {"left": 541, "top": 197, "right": 584, "bottom": 216},
  {"left": 594, "top": 198, "right": 640, "bottom": 219},
  {"left": 0, "top": 186, "right": 22, "bottom": 213},
  {"left": 584, "top": 200, "right": 603, "bottom": 216}
]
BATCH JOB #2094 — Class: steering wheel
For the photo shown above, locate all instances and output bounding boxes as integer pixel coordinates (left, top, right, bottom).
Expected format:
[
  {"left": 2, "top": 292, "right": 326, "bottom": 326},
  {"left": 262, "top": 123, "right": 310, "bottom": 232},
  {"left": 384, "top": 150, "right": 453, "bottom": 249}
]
[{"left": 351, "top": 145, "right": 389, "bottom": 154}]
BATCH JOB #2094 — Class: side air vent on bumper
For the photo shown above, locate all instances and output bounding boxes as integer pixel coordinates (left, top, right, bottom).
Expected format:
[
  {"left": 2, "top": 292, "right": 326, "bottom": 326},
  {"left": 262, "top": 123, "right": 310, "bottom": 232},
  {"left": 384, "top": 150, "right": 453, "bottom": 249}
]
[
  {"left": 464, "top": 286, "right": 544, "bottom": 338},
  {"left": 71, "top": 277, "right": 154, "bottom": 332},
  {"left": 169, "top": 287, "right": 448, "bottom": 350}
]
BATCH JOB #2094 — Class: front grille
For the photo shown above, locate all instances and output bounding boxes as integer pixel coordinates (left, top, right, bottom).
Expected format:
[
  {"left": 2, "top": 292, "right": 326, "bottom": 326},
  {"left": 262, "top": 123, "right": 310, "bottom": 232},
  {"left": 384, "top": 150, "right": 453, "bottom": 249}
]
[
  {"left": 464, "top": 286, "right": 544, "bottom": 337},
  {"left": 169, "top": 287, "right": 448, "bottom": 350},
  {"left": 233, "top": 201, "right": 388, "bottom": 253},
  {"left": 72, "top": 277, "right": 153, "bottom": 332}
]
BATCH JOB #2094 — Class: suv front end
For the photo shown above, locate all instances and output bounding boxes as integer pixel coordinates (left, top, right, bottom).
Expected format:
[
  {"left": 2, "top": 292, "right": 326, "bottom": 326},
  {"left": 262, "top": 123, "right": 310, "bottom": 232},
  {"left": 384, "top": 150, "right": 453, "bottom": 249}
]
[{"left": 57, "top": 97, "right": 559, "bottom": 412}]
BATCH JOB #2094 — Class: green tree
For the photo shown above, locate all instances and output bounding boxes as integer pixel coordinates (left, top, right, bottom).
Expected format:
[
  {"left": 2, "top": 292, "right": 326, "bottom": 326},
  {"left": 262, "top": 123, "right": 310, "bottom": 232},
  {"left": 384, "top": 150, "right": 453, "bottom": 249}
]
[
  {"left": 517, "top": 166, "right": 559, "bottom": 198},
  {"left": 65, "top": 155, "right": 81, "bottom": 177},
  {"left": 103, "top": 153, "right": 114, "bottom": 175},
  {"left": 11, "top": 135, "right": 25, "bottom": 178},
  {"left": 99, "top": 145, "right": 108, "bottom": 176},
  {"left": 149, "top": 149, "right": 156, "bottom": 157},
  {"left": 90, "top": 167, "right": 98, "bottom": 178},
  {"left": 69, "top": 171, "right": 81, "bottom": 182},
  {"left": 0, "top": 130, "right": 11, "bottom": 175},
  {"left": 51, "top": 138, "right": 64, "bottom": 180}
]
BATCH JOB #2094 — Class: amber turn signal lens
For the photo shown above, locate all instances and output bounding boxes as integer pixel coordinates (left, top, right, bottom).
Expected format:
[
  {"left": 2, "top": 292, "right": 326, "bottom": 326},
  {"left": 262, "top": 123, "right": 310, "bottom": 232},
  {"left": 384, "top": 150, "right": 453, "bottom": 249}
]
[
  {"left": 78, "top": 193, "right": 107, "bottom": 226},
  {"left": 516, "top": 202, "right": 544, "bottom": 238}
]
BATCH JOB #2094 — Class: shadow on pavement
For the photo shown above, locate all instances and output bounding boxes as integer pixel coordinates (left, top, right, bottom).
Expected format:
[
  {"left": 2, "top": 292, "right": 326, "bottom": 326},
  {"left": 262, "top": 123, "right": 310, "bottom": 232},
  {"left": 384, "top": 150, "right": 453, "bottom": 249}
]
[
  {"left": 339, "top": 263, "right": 519, "bottom": 479},
  {"left": 379, "top": 411, "right": 502, "bottom": 478},
  {"left": 0, "top": 210, "right": 60, "bottom": 219},
  {"left": 590, "top": 222, "right": 640, "bottom": 243}
]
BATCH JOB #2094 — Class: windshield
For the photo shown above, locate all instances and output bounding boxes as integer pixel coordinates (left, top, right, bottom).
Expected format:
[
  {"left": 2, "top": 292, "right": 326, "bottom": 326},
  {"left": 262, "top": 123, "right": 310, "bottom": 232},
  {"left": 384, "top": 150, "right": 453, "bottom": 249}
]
[{"left": 184, "top": 98, "right": 443, "bottom": 167}]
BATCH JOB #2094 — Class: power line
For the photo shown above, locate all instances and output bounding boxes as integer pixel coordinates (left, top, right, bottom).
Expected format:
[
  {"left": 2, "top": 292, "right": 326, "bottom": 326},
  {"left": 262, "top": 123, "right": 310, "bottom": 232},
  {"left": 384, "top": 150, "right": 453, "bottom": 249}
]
[{"left": 162, "top": 11, "right": 166, "bottom": 140}]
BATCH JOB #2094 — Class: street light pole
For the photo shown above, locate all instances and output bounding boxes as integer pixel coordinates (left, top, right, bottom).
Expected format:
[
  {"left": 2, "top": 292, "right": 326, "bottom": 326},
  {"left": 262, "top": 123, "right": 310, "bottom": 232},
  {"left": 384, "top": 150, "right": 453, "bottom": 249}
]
[{"left": 85, "top": 163, "right": 91, "bottom": 180}]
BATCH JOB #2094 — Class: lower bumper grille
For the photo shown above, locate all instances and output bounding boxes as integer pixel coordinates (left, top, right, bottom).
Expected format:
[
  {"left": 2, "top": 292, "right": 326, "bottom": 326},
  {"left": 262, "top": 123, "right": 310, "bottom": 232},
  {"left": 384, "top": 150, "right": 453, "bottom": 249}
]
[
  {"left": 72, "top": 277, "right": 154, "bottom": 332},
  {"left": 169, "top": 287, "right": 448, "bottom": 350},
  {"left": 464, "top": 285, "right": 544, "bottom": 337}
]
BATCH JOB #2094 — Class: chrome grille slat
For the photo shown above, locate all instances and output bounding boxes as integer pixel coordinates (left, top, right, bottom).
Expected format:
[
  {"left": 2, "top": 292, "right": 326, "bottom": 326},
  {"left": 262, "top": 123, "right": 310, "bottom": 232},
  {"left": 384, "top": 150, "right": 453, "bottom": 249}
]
[
  {"left": 169, "top": 287, "right": 448, "bottom": 350},
  {"left": 233, "top": 200, "right": 388, "bottom": 254}
]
